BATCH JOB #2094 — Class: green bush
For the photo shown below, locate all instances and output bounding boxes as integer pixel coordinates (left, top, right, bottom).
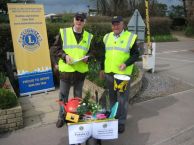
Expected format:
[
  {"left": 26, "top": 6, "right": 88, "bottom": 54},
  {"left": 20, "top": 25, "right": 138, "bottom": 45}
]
[
  {"left": 185, "top": 16, "right": 194, "bottom": 36},
  {"left": 0, "top": 16, "right": 171, "bottom": 72},
  {"left": 150, "top": 17, "right": 172, "bottom": 35},
  {"left": 0, "top": 24, "right": 13, "bottom": 71},
  {"left": 0, "top": 72, "right": 6, "bottom": 88},
  {"left": 87, "top": 59, "right": 105, "bottom": 88},
  {"left": 62, "top": 13, "right": 74, "bottom": 23},
  {"left": 0, "top": 88, "right": 18, "bottom": 109},
  {"left": 87, "top": 16, "right": 112, "bottom": 23},
  {"left": 152, "top": 34, "right": 178, "bottom": 42},
  {"left": 185, "top": 26, "right": 194, "bottom": 36},
  {"left": 131, "top": 65, "right": 139, "bottom": 82},
  {"left": 46, "top": 23, "right": 72, "bottom": 46},
  {"left": 0, "top": 14, "right": 9, "bottom": 23}
]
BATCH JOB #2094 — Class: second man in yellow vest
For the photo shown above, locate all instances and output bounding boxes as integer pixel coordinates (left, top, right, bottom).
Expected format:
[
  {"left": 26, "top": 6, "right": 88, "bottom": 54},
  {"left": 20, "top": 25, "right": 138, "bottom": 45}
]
[{"left": 100, "top": 16, "right": 139, "bottom": 133}]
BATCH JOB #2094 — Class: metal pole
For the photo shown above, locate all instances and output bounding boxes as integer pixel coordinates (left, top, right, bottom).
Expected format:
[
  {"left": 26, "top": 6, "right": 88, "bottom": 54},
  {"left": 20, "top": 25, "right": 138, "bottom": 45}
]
[
  {"left": 145, "top": 0, "right": 152, "bottom": 54},
  {"left": 135, "top": 10, "right": 138, "bottom": 34}
]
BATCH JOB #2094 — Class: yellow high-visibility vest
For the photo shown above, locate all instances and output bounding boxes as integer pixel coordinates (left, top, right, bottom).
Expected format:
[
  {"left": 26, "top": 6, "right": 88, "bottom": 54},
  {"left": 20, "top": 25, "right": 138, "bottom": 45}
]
[
  {"left": 58, "top": 27, "right": 93, "bottom": 73},
  {"left": 103, "top": 31, "right": 137, "bottom": 75}
]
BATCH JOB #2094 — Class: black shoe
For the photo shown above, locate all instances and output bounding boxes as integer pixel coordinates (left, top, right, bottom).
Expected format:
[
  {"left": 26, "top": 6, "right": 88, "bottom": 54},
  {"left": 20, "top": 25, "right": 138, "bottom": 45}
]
[
  {"left": 118, "top": 124, "right": 125, "bottom": 134},
  {"left": 56, "top": 119, "right": 64, "bottom": 128}
]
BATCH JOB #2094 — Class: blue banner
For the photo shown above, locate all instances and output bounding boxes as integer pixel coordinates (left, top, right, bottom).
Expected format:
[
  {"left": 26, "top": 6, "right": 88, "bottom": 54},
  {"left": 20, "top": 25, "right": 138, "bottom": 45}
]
[{"left": 18, "top": 70, "right": 54, "bottom": 96}]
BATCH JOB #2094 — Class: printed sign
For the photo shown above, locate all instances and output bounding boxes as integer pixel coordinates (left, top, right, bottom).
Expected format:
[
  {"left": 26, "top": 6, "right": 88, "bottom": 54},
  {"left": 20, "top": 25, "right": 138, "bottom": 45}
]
[
  {"left": 68, "top": 123, "right": 92, "bottom": 144},
  {"left": 8, "top": 4, "right": 54, "bottom": 96},
  {"left": 92, "top": 120, "right": 118, "bottom": 139},
  {"left": 67, "top": 119, "right": 118, "bottom": 144}
]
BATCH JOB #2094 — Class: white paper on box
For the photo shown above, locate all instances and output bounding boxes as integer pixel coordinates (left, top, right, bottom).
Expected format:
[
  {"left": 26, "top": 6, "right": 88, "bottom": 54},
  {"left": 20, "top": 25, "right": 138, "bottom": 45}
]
[
  {"left": 68, "top": 123, "right": 92, "bottom": 144},
  {"left": 92, "top": 120, "right": 118, "bottom": 139}
]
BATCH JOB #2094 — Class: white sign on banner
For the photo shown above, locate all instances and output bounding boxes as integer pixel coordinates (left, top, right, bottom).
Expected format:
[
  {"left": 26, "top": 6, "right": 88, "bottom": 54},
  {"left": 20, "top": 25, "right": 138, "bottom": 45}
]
[
  {"left": 92, "top": 120, "right": 118, "bottom": 139},
  {"left": 68, "top": 123, "right": 92, "bottom": 144}
]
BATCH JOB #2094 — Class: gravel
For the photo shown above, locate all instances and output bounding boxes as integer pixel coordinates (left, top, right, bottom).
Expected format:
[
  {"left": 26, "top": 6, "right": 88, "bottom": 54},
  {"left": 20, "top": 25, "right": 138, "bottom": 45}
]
[{"left": 130, "top": 70, "right": 193, "bottom": 104}]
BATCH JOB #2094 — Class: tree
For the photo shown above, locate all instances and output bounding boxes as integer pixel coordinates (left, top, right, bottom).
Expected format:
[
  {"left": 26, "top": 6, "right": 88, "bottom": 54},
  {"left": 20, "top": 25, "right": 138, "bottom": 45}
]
[
  {"left": 0, "top": 0, "right": 11, "bottom": 14},
  {"left": 96, "top": 0, "right": 163, "bottom": 17},
  {"left": 181, "top": 0, "right": 194, "bottom": 18},
  {"left": 152, "top": 3, "right": 168, "bottom": 17},
  {"left": 169, "top": 5, "right": 185, "bottom": 18}
]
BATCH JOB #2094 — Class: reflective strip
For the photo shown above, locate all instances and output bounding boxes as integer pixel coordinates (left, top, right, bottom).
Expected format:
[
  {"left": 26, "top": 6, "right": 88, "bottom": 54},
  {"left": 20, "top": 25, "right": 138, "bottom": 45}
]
[
  {"left": 126, "top": 33, "right": 135, "bottom": 49},
  {"left": 63, "top": 45, "right": 88, "bottom": 51},
  {"left": 105, "top": 47, "right": 129, "bottom": 53},
  {"left": 105, "top": 33, "right": 134, "bottom": 53},
  {"left": 88, "top": 33, "right": 92, "bottom": 44},
  {"left": 104, "top": 34, "right": 110, "bottom": 44},
  {"left": 63, "top": 28, "right": 67, "bottom": 47}
]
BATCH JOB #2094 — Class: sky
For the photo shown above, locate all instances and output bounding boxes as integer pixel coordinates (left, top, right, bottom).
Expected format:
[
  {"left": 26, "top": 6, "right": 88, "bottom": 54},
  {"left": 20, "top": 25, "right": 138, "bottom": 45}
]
[
  {"left": 158, "top": 0, "right": 182, "bottom": 6},
  {"left": 35, "top": 0, "right": 182, "bottom": 14},
  {"left": 35, "top": 0, "right": 95, "bottom": 14}
]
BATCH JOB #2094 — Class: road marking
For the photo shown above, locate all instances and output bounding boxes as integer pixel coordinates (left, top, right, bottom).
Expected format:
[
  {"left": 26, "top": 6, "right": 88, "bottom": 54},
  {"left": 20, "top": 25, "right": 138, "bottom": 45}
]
[
  {"left": 157, "top": 57, "right": 194, "bottom": 63},
  {"left": 165, "top": 74, "right": 194, "bottom": 87},
  {"left": 152, "top": 124, "right": 194, "bottom": 145},
  {"left": 156, "top": 49, "right": 189, "bottom": 54}
]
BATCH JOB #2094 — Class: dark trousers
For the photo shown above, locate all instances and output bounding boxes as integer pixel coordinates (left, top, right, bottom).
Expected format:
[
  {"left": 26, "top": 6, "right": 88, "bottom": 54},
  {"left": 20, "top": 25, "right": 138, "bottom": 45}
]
[
  {"left": 58, "top": 77, "right": 84, "bottom": 120},
  {"left": 105, "top": 73, "right": 131, "bottom": 125}
]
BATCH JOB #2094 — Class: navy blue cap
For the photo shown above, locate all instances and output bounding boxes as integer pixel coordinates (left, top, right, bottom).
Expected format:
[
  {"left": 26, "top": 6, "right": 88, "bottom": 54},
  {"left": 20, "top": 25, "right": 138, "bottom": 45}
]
[
  {"left": 112, "top": 16, "right": 123, "bottom": 24},
  {"left": 74, "top": 12, "right": 86, "bottom": 20}
]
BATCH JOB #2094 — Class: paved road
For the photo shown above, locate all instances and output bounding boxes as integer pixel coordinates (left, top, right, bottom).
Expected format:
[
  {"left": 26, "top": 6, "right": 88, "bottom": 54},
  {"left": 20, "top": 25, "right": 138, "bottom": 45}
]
[{"left": 156, "top": 40, "right": 194, "bottom": 86}]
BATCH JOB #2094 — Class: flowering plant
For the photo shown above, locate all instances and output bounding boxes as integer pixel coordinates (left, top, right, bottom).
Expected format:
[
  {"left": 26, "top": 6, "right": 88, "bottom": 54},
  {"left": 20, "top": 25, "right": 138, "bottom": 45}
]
[{"left": 77, "top": 91, "right": 102, "bottom": 116}]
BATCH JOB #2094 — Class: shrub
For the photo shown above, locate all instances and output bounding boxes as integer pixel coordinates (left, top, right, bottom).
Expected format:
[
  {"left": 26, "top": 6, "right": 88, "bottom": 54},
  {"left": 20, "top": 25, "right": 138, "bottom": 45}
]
[
  {"left": 171, "top": 17, "right": 187, "bottom": 30},
  {"left": 0, "top": 14, "right": 9, "bottom": 23},
  {"left": 150, "top": 17, "right": 172, "bottom": 35},
  {"left": 185, "top": 26, "right": 194, "bottom": 36},
  {"left": 0, "top": 88, "right": 18, "bottom": 109},
  {"left": 153, "top": 34, "right": 178, "bottom": 42},
  {"left": 131, "top": 65, "right": 139, "bottom": 82},
  {"left": 62, "top": 13, "right": 74, "bottom": 23},
  {"left": 0, "top": 24, "right": 13, "bottom": 72},
  {"left": 0, "top": 72, "right": 6, "bottom": 88},
  {"left": 185, "top": 16, "right": 194, "bottom": 37}
]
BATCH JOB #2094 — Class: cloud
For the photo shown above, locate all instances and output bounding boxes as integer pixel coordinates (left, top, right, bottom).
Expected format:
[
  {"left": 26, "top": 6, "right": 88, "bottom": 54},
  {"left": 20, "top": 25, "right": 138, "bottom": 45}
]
[{"left": 35, "top": 0, "right": 95, "bottom": 14}]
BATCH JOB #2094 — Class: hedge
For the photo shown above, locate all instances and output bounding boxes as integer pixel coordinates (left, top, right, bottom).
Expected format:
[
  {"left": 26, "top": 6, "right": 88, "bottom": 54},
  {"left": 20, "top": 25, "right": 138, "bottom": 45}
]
[
  {"left": 0, "top": 17, "right": 171, "bottom": 71},
  {"left": 185, "top": 16, "right": 194, "bottom": 36},
  {"left": 150, "top": 17, "right": 172, "bottom": 35}
]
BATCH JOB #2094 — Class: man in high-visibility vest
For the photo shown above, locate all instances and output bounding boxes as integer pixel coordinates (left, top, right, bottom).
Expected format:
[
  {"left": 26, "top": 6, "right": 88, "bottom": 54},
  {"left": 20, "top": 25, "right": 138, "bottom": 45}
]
[
  {"left": 52, "top": 12, "right": 93, "bottom": 128},
  {"left": 100, "top": 16, "right": 139, "bottom": 133}
]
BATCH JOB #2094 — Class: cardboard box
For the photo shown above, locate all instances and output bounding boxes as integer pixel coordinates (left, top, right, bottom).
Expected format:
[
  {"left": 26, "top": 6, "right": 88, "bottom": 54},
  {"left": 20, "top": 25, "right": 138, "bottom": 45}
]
[{"left": 67, "top": 119, "right": 118, "bottom": 144}]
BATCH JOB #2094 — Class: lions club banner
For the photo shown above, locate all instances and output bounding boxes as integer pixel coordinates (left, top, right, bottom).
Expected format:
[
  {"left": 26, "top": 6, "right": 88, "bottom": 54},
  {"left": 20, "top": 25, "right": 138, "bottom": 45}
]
[{"left": 8, "top": 4, "right": 54, "bottom": 96}]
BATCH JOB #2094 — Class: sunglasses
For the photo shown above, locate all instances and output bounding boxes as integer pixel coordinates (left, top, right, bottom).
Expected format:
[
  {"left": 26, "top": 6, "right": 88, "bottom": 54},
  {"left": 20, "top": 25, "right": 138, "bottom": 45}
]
[{"left": 76, "top": 17, "right": 84, "bottom": 22}]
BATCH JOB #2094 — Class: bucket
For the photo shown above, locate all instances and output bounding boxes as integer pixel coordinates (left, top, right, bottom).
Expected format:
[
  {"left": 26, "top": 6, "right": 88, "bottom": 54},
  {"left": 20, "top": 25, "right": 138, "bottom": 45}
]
[{"left": 113, "top": 74, "right": 130, "bottom": 92}]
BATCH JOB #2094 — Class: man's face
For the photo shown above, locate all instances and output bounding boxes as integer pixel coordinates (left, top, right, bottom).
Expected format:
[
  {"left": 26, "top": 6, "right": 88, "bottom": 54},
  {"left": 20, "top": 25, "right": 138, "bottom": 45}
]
[
  {"left": 112, "top": 21, "right": 124, "bottom": 35},
  {"left": 73, "top": 17, "right": 85, "bottom": 30}
]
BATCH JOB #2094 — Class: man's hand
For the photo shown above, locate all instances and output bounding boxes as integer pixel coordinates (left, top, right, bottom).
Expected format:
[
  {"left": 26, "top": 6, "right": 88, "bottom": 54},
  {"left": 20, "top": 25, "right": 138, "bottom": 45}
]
[
  {"left": 99, "top": 70, "right": 105, "bottom": 80},
  {"left": 82, "top": 56, "right": 88, "bottom": 63},
  {"left": 119, "top": 64, "right": 126, "bottom": 71},
  {"left": 54, "top": 64, "right": 59, "bottom": 70},
  {"left": 65, "top": 55, "right": 73, "bottom": 64}
]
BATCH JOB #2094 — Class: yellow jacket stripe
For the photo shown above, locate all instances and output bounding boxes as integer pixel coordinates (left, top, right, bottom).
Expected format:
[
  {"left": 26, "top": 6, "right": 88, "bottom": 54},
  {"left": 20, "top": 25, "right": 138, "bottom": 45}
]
[
  {"left": 58, "top": 27, "right": 93, "bottom": 73},
  {"left": 103, "top": 31, "right": 137, "bottom": 75}
]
